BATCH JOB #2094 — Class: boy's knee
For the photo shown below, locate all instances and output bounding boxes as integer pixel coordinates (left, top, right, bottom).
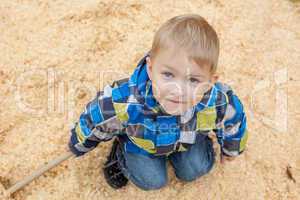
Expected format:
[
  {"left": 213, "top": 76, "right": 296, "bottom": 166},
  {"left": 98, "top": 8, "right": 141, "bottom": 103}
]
[
  {"left": 131, "top": 175, "right": 167, "bottom": 191},
  {"left": 177, "top": 159, "right": 215, "bottom": 182},
  {"left": 177, "top": 168, "right": 211, "bottom": 182}
]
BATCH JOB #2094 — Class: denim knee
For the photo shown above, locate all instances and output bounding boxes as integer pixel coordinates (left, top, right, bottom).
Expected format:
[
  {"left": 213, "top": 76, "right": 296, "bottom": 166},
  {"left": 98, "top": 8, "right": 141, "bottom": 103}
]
[
  {"left": 172, "top": 136, "right": 215, "bottom": 182},
  {"left": 116, "top": 142, "right": 168, "bottom": 191},
  {"left": 176, "top": 159, "right": 214, "bottom": 182},
  {"left": 130, "top": 174, "right": 167, "bottom": 191}
]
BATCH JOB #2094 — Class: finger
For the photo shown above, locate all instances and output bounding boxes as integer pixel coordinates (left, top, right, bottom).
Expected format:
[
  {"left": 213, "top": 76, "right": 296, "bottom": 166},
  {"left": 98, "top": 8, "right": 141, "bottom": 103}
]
[{"left": 208, "top": 132, "right": 217, "bottom": 142}]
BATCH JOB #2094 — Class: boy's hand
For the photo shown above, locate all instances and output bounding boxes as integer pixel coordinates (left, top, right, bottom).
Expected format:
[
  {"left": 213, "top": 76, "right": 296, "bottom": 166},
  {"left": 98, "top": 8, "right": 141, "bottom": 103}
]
[{"left": 207, "top": 131, "right": 237, "bottom": 164}]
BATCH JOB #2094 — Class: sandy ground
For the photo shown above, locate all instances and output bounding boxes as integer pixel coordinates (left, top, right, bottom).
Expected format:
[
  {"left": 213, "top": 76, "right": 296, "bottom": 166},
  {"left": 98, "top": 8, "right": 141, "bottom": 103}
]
[{"left": 0, "top": 0, "right": 300, "bottom": 199}]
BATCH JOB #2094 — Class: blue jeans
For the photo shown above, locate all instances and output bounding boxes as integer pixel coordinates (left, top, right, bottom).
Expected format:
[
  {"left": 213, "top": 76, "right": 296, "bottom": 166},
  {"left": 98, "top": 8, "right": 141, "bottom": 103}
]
[{"left": 116, "top": 134, "right": 215, "bottom": 190}]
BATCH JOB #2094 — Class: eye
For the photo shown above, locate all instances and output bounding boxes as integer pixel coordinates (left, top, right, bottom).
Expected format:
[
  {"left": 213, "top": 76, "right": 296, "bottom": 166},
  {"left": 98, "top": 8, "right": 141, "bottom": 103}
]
[
  {"left": 161, "top": 71, "right": 174, "bottom": 79},
  {"left": 189, "top": 77, "right": 201, "bottom": 84}
]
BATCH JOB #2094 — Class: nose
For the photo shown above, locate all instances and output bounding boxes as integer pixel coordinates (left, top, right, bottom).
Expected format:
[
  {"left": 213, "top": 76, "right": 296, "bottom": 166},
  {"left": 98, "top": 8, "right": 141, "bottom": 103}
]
[
  {"left": 165, "top": 81, "right": 188, "bottom": 100},
  {"left": 167, "top": 81, "right": 184, "bottom": 94}
]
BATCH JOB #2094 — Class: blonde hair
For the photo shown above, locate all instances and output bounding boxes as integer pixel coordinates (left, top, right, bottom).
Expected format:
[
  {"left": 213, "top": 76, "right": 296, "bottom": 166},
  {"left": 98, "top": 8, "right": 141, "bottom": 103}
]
[{"left": 150, "top": 14, "right": 219, "bottom": 73}]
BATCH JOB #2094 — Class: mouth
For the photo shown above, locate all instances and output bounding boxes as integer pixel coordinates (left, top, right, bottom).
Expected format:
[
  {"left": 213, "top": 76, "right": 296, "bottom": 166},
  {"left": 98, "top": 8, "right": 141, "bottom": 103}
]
[{"left": 166, "top": 99, "right": 187, "bottom": 104}]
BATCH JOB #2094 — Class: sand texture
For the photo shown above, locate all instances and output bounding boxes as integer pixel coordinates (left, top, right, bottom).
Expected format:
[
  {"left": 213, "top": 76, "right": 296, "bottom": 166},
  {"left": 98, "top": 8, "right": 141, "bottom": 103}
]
[{"left": 0, "top": 0, "right": 299, "bottom": 199}]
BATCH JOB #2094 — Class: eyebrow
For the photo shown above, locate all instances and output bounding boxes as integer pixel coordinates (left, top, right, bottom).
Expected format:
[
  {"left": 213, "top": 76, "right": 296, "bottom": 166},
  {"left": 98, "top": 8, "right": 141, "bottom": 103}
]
[
  {"left": 162, "top": 64, "right": 178, "bottom": 73},
  {"left": 162, "top": 64, "right": 205, "bottom": 78}
]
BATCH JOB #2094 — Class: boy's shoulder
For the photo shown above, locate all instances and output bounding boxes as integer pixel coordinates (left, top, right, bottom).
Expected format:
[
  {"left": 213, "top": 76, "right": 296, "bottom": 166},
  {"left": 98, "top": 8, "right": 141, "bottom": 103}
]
[
  {"left": 212, "top": 81, "right": 233, "bottom": 108},
  {"left": 110, "top": 77, "right": 131, "bottom": 103},
  {"left": 214, "top": 81, "right": 242, "bottom": 105},
  {"left": 213, "top": 81, "right": 245, "bottom": 122},
  {"left": 214, "top": 81, "right": 233, "bottom": 94}
]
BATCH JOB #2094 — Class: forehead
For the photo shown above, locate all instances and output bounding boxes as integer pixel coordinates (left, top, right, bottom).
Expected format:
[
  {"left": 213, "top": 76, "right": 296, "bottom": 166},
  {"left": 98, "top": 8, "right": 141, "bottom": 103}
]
[{"left": 153, "top": 48, "right": 210, "bottom": 75}]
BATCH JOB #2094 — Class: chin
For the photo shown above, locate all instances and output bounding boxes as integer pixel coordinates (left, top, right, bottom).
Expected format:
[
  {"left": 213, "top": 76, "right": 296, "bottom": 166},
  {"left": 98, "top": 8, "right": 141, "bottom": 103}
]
[
  {"left": 164, "top": 110, "right": 182, "bottom": 115},
  {"left": 157, "top": 97, "right": 194, "bottom": 115},
  {"left": 161, "top": 104, "right": 190, "bottom": 116}
]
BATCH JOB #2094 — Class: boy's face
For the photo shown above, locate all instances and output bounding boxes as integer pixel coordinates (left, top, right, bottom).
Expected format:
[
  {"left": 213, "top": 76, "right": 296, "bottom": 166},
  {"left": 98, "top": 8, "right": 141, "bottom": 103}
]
[{"left": 146, "top": 48, "right": 218, "bottom": 115}]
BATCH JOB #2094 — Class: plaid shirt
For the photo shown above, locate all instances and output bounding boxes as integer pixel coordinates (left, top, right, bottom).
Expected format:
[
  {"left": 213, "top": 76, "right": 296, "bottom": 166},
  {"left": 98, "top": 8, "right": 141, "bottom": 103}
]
[{"left": 69, "top": 54, "right": 248, "bottom": 157}]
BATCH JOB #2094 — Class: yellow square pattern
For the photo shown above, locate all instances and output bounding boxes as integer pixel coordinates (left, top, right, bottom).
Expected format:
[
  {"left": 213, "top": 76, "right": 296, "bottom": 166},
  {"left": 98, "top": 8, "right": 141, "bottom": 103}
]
[{"left": 196, "top": 107, "right": 217, "bottom": 131}]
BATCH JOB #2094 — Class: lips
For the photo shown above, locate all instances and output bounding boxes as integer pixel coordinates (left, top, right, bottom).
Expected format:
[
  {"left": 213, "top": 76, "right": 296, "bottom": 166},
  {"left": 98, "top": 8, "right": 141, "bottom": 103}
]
[{"left": 166, "top": 98, "right": 187, "bottom": 104}]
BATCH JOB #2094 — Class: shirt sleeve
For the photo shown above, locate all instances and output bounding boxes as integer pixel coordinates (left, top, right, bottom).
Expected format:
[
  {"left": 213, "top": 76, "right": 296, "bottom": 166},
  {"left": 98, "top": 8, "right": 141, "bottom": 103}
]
[
  {"left": 217, "top": 85, "right": 248, "bottom": 157},
  {"left": 69, "top": 79, "right": 128, "bottom": 156}
]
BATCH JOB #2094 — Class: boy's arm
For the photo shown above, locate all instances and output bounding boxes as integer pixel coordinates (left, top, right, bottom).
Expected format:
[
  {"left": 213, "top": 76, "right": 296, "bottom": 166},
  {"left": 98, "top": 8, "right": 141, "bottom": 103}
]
[
  {"left": 69, "top": 79, "right": 128, "bottom": 157},
  {"left": 216, "top": 84, "right": 248, "bottom": 157}
]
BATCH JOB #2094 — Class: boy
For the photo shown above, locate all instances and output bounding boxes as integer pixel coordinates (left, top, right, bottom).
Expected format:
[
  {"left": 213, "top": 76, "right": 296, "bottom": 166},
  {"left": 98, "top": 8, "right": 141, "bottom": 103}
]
[{"left": 68, "top": 14, "right": 248, "bottom": 191}]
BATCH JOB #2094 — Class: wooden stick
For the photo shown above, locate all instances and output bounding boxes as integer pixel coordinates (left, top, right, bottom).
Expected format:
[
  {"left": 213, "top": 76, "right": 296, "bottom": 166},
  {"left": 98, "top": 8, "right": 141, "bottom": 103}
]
[{"left": 6, "top": 151, "right": 74, "bottom": 195}]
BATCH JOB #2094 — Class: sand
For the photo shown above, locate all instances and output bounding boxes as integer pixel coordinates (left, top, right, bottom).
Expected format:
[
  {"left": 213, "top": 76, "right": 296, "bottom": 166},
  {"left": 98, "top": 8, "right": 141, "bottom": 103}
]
[{"left": 0, "top": 0, "right": 299, "bottom": 199}]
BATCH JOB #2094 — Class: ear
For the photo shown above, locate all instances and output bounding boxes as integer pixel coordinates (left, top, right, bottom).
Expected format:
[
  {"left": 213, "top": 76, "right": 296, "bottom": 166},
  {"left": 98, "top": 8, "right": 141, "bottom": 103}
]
[
  {"left": 146, "top": 56, "right": 153, "bottom": 80},
  {"left": 210, "top": 73, "right": 219, "bottom": 84}
]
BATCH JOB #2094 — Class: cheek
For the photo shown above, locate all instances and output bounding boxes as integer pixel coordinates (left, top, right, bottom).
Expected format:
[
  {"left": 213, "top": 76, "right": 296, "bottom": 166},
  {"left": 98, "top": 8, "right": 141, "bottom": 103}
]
[
  {"left": 185, "top": 89, "right": 199, "bottom": 106},
  {"left": 187, "top": 83, "right": 212, "bottom": 104},
  {"left": 151, "top": 76, "right": 172, "bottom": 97},
  {"left": 151, "top": 82, "right": 168, "bottom": 99}
]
